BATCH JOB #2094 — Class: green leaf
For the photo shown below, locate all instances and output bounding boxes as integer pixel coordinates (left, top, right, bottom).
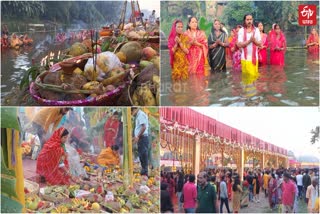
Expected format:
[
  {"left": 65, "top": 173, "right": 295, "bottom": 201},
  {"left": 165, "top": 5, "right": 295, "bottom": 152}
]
[
  {"left": 1, "top": 194, "right": 23, "bottom": 213},
  {"left": 1, "top": 175, "right": 18, "bottom": 199},
  {"left": 1, "top": 134, "right": 9, "bottom": 170},
  {"left": 0, "top": 108, "right": 19, "bottom": 130},
  {"left": 101, "top": 40, "right": 110, "bottom": 52}
]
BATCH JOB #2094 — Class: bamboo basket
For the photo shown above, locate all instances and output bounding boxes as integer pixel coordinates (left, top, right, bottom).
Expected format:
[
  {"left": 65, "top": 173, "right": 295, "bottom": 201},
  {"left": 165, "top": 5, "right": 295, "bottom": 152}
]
[
  {"left": 26, "top": 202, "right": 55, "bottom": 213},
  {"left": 24, "top": 179, "right": 39, "bottom": 197},
  {"left": 29, "top": 56, "right": 130, "bottom": 106},
  {"left": 39, "top": 187, "right": 70, "bottom": 203}
]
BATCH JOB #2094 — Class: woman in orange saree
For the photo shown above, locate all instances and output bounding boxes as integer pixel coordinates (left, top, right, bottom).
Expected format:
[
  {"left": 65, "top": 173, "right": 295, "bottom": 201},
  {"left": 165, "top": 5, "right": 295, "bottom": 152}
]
[
  {"left": 36, "top": 127, "right": 71, "bottom": 185},
  {"left": 306, "top": 28, "right": 319, "bottom": 55},
  {"left": 184, "top": 17, "right": 208, "bottom": 75},
  {"left": 168, "top": 19, "right": 190, "bottom": 80}
]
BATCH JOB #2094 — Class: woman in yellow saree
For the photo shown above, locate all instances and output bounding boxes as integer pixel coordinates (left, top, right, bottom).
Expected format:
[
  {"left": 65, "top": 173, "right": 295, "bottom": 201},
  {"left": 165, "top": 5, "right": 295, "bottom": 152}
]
[{"left": 168, "top": 19, "right": 190, "bottom": 80}]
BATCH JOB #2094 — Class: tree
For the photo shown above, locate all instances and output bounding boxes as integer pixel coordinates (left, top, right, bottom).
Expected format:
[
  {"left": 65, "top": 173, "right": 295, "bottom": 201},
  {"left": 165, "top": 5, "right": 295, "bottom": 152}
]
[
  {"left": 221, "top": 1, "right": 256, "bottom": 28},
  {"left": 1, "top": 1, "right": 45, "bottom": 18},
  {"left": 310, "top": 126, "right": 319, "bottom": 144}
]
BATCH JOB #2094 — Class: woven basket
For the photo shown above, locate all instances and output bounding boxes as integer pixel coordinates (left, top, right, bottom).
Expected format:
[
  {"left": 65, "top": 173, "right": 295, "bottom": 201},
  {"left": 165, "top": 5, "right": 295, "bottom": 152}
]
[
  {"left": 24, "top": 179, "right": 39, "bottom": 197},
  {"left": 40, "top": 188, "right": 70, "bottom": 203},
  {"left": 26, "top": 201, "right": 55, "bottom": 213},
  {"left": 30, "top": 73, "right": 129, "bottom": 106}
]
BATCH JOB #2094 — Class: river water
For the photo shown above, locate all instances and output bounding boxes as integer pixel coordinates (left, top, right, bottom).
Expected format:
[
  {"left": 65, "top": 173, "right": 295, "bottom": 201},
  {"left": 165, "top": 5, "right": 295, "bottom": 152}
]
[{"left": 161, "top": 47, "right": 319, "bottom": 106}]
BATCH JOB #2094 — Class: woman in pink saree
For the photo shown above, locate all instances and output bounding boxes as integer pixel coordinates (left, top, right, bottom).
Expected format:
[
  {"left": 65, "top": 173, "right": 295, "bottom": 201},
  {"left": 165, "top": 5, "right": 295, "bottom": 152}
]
[
  {"left": 258, "top": 22, "right": 268, "bottom": 65},
  {"left": 306, "top": 28, "right": 319, "bottom": 56},
  {"left": 184, "top": 17, "right": 208, "bottom": 75},
  {"left": 229, "top": 25, "right": 242, "bottom": 72},
  {"left": 269, "top": 24, "right": 286, "bottom": 66}
]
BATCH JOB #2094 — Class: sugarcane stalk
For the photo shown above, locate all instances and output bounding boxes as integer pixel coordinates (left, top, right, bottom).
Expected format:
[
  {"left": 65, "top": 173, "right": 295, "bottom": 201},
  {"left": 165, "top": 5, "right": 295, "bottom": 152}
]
[
  {"left": 127, "top": 108, "right": 133, "bottom": 185},
  {"left": 35, "top": 82, "right": 96, "bottom": 94},
  {"left": 122, "top": 108, "right": 129, "bottom": 187}
]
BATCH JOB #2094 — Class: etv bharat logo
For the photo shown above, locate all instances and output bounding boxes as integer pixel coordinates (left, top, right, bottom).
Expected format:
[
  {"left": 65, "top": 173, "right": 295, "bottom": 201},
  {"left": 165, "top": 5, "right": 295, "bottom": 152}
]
[{"left": 299, "top": 5, "right": 317, "bottom": 26}]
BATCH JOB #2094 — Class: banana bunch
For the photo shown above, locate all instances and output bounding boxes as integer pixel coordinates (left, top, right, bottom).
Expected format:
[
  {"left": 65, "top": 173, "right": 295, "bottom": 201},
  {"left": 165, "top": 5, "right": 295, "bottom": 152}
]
[
  {"left": 117, "top": 197, "right": 126, "bottom": 207},
  {"left": 132, "top": 74, "right": 160, "bottom": 106},
  {"left": 51, "top": 205, "right": 69, "bottom": 213},
  {"left": 128, "top": 194, "right": 140, "bottom": 208}
]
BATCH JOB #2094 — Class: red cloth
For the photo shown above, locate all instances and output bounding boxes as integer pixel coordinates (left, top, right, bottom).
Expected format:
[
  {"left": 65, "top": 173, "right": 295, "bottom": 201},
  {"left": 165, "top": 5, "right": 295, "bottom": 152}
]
[
  {"left": 168, "top": 19, "right": 181, "bottom": 68},
  {"left": 243, "top": 26, "right": 257, "bottom": 65},
  {"left": 282, "top": 180, "right": 296, "bottom": 206},
  {"left": 36, "top": 127, "right": 70, "bottom": 185},
  {"left": 104, "top": 118, "right": 119, "bottom": 147},
  {"left": 306, "top": 33, "right": 319, "bottom": 54},
  {"left": 269, "top": 31, "right": 286, "bottom": 66}
]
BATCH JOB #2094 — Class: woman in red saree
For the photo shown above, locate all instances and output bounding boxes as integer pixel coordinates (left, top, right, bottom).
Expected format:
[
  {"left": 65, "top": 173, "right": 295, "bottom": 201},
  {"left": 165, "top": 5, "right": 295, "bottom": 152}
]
[
  {"left": 258, "top": 22, "right": 268, "bottom": 65},
  {"left": 269, "top": 24, "right": 286, "bottom": 66},
  {"left": 184, "top": 17, "right": 208, "bottom": 75},
  {"left": 104, "top": 111, "right": 120, "bottom": 148},
  {"left": 36, "top": 127, "right": 71, "bottom": 185},
  {"left": 306, "top": 28, "right": 319, "bottom": 55}
]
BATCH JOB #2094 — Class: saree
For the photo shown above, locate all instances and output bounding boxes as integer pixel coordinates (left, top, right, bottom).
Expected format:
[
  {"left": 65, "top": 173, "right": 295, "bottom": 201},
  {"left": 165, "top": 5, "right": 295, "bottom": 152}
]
[
  {"left": 36, "top": 127, "right": 71, "bottom": 185},
  {"left": 306, "top": 33, "right": 319, "bottom": 55},
  {"left": 185, "top": 29, "right": 208, "bottom": 75},
  {"left": 269, "top": 31, "right": 286, "bottom": 66},
  {"left": 104, "top": 118, "right": 119, "bottom": 148},
  {"left": 229, "top": 31, "right": 241, "bottom": 72},
  {"left": 168, "top": 20, "right": 189, "bottom": 80},
  {"left": 208, "top": 28, "right": 227, "bottom": 72},
  {"left": 241, "top": 181, "right": 249, "bottom": 208},
  {"left": 96, "top": 147, "right": 120, "bottom": 166},
  {"left": 259, "top": 33, "right": 268, "bottom": 65}
]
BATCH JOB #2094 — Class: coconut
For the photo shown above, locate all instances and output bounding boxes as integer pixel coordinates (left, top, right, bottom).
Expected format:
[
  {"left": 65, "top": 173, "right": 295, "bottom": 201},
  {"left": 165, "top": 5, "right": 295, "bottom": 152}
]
[
  {"left": 116, "top": 51, "right": 127, "bottom": 63},
  {"left": 142, "top": 47, "right": 157, "bottom": 60},
  {"left": 69, "top": 42, "right": 88, "bottom": 57},
  {"left": 119, "top": 41, "right": 142, "bottom": 63}
]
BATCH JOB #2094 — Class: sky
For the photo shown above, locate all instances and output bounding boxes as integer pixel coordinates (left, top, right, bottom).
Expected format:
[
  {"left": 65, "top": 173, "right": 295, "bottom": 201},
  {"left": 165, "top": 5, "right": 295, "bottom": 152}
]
[
  {"left": 138, "top": 0, "right": 160, "bottom": 16},
  {"left": 191, "top": 107, "right": 320, "bottom": 159}
]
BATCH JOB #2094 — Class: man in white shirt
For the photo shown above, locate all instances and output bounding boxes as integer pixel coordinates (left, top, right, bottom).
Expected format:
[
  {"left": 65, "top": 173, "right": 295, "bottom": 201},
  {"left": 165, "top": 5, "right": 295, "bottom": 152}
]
[
  {"left": 306, "top": 177, "right": 319, "bottom": 213},
  {"left": 237, "top": 14, "right": 261, "bottom": 79},
  {"left": 296, "top": 171, "right": 303, "bottom": 200},
  {"left": 132, "top": 107, "right": 149, "bottom": 176}
]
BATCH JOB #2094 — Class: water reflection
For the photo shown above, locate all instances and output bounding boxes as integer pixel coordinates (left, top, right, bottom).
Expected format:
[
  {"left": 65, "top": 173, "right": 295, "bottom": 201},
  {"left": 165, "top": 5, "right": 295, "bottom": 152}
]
[{"left": 161, "top": 49, "right": 319, "bottom": 106}]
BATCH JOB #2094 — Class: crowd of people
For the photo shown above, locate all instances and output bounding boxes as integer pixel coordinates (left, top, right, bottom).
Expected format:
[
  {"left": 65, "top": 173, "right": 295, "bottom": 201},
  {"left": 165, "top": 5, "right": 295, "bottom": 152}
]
[
  {"left": 168, "top": 14, "right": 319, "bottom": 81},
  {"left": 1, "top": 24, "right": 34, "bottom": 49},
  {"left": 161, "top": 167, "right": 320, "bottom": 213}
]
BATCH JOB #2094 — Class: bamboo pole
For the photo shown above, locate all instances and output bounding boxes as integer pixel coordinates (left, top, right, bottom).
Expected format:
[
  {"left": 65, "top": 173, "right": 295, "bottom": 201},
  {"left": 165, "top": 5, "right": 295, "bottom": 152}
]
[
  {"left": 127, "top": 108, "right": 133, "bottom": 185},
  {"left": 122, "top": 108, "right": 129, "bottom": 187}
]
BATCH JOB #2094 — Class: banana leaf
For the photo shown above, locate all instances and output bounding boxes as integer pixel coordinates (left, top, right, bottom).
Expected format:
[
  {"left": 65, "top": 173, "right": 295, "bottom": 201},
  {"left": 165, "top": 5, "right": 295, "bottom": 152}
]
[
  {"left": 1, "top": 194, "right": 23, "bottom": 213},
  {"left": 0, "top": 108, "right": 20, "bottom": 130},
  {"left": 199, "top": 17, "right": 212, "bottom": 32}
]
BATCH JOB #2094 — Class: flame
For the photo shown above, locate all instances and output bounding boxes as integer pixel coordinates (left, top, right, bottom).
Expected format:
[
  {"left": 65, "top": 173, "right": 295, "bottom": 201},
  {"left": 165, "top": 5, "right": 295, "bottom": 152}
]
[{"left": 76, "top": 59, "right": 81, "bottom": 64}]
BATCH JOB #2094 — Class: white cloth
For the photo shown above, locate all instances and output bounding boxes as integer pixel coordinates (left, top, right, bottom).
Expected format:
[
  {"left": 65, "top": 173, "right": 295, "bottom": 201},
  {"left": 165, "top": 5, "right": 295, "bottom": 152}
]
[
  {"left": 238, "top": 27, "right": 261, "bottom": 61},
  {"left": 296, "top": 174, "right": 303, "bottom": 186},
  {"left": 134, "top": 110, "right": 149, "bottom": 137}
]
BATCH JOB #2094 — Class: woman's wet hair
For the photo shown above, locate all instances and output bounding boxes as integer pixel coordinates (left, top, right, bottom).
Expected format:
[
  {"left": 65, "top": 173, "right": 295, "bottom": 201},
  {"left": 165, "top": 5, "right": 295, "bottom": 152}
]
[
  {"left": 187, "top": 16, "right": 200, "bottom": 30},
  {"left": 61, "top": 129, "right": 69, "bottom": 137},
  {"left": 257, "top": 22, "right": 265, "bottom": 33}
]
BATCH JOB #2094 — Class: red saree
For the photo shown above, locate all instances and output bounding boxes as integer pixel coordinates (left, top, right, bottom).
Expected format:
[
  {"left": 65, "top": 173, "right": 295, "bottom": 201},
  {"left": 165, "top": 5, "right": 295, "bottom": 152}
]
[
  {"left": 306, "top": 33, "right": 319, "bottom": 54},
  {"left": 36, "top": 127, "right": 70, "bottom": 185},
  {"left": 269, "top": 31, "right": 286, "bottom": 66},
  {"left": 104, "top": 118, "right": 119, "bottom": 148},
  {"left": 185, "top": 29, "right": 208, "bottom": 75}
]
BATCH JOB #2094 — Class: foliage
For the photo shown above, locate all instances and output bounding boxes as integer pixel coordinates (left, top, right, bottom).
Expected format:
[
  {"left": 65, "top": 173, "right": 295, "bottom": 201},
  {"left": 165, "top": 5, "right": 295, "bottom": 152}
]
[
  {"left": 1, "top": 1, "right": 123, "bottom": 26},
  {"left": 221, "top": 1, "right": 256, "bottom": 29},
  {"left": 310, "top": 126, "right": 319, "bottom": 144},
  {"left": 1, "top": 1, "right": 45, "bottom": 18},
  {"left": 1, "top": 108, "right": 20, "bottom": 130},
  {"left": 19, "top": 66, "right": 41, "bottom": 90}
]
